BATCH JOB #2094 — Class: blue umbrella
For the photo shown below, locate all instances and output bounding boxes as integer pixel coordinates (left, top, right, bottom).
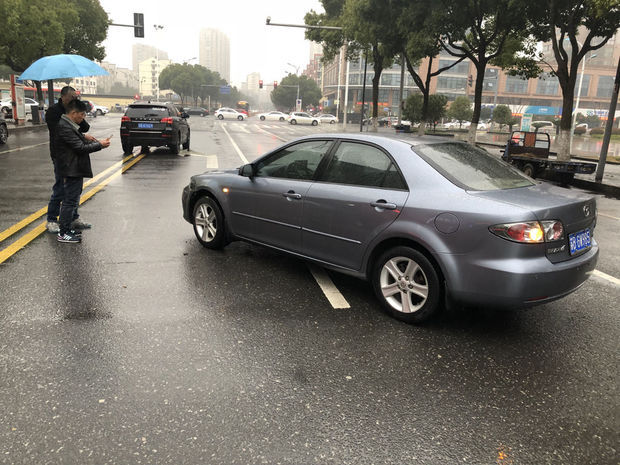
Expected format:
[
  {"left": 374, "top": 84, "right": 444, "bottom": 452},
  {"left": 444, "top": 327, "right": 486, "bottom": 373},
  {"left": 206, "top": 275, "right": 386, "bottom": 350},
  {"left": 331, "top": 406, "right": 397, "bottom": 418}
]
[{"left": 18, "top": 54, "right": 108, "bottom": 81}]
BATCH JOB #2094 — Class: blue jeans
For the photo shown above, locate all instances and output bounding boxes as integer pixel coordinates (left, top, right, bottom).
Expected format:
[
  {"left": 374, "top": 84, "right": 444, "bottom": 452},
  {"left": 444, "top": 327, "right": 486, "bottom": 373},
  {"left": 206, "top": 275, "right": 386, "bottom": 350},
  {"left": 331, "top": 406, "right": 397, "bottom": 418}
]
[
  {"left": 58, "top": 177, "right": 83, "bottom": 234},
  {"left": 47, "top": 159, "right": 79, "bottom": 223}
]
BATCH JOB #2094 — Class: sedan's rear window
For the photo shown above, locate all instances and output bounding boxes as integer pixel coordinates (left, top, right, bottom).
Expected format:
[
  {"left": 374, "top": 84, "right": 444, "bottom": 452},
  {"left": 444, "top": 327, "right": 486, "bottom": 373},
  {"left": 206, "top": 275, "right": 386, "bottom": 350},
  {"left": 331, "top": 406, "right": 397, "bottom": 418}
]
[
  {"left": 414, "top": 142, "right": 535, "bottom": 191},
  {"left": 126, "top": 106, "right": 168, "bottom": 118}
]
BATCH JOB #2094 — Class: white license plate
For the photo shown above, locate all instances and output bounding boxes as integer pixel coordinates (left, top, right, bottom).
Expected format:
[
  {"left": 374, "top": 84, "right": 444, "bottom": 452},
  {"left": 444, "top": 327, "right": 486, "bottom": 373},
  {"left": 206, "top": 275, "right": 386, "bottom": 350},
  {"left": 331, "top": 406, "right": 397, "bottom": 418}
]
[
  {"left": 138, "top": 123, "right": 153, "bottom": 129},
  {"left": 569, "top": 229, "right": 591, "bottom": 255}
]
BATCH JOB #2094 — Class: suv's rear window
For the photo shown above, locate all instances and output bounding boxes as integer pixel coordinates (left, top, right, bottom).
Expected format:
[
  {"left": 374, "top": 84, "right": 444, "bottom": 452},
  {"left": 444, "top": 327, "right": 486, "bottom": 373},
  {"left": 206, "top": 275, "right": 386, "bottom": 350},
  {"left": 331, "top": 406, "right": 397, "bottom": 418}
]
[
  {"left": 126, "top": 106, "right": 168, "bottom": 118},
  {"left": 414, "top": 142, "right": 535, "bottom": 191}
]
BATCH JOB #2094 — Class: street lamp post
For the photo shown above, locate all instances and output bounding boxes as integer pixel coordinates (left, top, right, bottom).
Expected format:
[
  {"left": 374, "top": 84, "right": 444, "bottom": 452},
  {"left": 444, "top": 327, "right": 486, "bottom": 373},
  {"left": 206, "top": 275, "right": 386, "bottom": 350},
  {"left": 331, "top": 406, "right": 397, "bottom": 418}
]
[
  {"left": 571, "top": 52, "right": 597, "bottom": 153},
  {"left": 154, "top": 24, "right": 164, "bottom": 101}
]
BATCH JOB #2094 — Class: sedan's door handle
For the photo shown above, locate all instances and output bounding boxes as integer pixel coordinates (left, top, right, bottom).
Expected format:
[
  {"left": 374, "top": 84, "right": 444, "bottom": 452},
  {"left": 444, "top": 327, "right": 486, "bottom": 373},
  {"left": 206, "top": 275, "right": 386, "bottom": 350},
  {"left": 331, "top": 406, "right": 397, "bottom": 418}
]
[
  {"left": 371, "top": 200, "right": 397, "bottom": 210},
  {"left": 283, "top": 191, "right": 302, "bottom": 200}
]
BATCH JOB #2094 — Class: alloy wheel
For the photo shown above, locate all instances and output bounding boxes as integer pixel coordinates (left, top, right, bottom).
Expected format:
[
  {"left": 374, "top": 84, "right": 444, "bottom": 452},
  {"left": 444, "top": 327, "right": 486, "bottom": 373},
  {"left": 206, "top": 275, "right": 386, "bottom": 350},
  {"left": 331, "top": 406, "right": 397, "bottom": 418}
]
[
  {"left": 194, "top": 203, "right": 217, "bottom": 243},
  {"left": 379, "top": 256, "right": 429, "bottom": 313}
]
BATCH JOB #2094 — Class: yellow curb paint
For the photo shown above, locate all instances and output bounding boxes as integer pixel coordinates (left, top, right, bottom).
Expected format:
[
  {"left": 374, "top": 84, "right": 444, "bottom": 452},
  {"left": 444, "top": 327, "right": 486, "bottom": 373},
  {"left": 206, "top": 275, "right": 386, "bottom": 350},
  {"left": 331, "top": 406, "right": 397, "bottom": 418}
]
[
  {"left": 0, "top": 154, "right": 145, "bottom": 264},
  {"left": 0, "top": 155, "right": 135, "bottom": 244},
  {"left": 0, "top": 222, "right": 47, "bottom": 264}
]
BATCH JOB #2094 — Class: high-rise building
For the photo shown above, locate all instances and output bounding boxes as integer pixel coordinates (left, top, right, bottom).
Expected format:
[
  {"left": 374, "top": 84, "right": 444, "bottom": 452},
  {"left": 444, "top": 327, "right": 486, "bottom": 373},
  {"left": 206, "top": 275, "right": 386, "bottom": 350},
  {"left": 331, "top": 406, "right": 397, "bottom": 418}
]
[
  {"left": 138, "top": 57, "right": 171, "bottom": 98},
  {"left": 132, "top": 44, "right": 168, "bottom": 72},
  {"left": 199, "top": 29, "right": 230, "bottom": 83}
]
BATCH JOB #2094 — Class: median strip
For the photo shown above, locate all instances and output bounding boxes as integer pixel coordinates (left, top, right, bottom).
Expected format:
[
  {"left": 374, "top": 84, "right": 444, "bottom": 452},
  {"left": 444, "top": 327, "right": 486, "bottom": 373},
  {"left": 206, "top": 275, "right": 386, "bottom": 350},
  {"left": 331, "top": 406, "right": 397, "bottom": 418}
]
[{"left": 0, "top": 154, "right": 146, "bottom": 264}]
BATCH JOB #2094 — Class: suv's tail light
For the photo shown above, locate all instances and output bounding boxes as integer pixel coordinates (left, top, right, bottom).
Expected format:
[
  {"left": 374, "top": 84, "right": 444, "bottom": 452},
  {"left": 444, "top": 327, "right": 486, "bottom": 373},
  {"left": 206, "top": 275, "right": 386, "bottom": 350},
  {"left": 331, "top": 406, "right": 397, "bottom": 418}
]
[
  {"left": 490, "top": 220, "right": 564, "bottom": 244},
  {"left": 161, "top": 117, "right": 174, "bottom": 124},
  {"left": 121, "top": 116, "right": 130, "bottom": 122}
]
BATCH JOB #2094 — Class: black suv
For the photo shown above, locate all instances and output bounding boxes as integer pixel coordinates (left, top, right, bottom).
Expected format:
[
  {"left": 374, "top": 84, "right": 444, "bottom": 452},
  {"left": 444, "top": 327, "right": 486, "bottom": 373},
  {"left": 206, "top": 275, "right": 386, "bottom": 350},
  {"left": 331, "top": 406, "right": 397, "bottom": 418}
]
[{"left": 120, "top": 102, "right": 190, "bottom": 154}]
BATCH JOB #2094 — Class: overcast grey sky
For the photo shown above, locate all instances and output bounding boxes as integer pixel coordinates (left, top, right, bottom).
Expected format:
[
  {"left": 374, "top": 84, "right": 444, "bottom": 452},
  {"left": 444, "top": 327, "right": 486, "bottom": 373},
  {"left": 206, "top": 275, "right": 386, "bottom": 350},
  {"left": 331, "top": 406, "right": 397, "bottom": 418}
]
[{"left": 99, "top": 0, "right": 324, "bottom": 86}]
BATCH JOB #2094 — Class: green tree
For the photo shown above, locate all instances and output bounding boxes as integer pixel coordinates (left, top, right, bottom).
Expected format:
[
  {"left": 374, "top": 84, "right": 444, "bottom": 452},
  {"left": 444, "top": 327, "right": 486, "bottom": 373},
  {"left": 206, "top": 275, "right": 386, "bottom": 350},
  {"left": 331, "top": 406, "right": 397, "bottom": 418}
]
[
  {"left": 447, "top": 96, "right": 473, "bottom": 128},
  {"left": 403, "top": 94, "right": 424, "bottom": 123},
  {"left": 492, "top": 104, "right": 518, "bottom": 131},
  {"left": 306, "top": 0, "right": 399, "bottom": 130},
  {"left": 436, "top": 0, "right": 540, "bottom": 144},
  {"left": 0, "top": 0, "right": 108, "bottom": 105},
  {"left": 159, "top": 63, "right": 195, "bottom": 103},
  {"left": 403, "top": 93, "right": 447, "bottom": 129},
  {"left": 270, "top": 74, "right": 322, "bottom": 111},
  {"left": 527, "top": 0, "right": 620, "bottom": 160}
]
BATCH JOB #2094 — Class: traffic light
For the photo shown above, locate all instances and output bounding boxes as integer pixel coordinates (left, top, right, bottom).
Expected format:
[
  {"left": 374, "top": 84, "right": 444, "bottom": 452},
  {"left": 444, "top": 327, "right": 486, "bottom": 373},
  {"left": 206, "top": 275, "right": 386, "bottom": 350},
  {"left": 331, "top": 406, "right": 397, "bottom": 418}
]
[
  {"left": 468, "top": 75, "right": 473, "bottom": 87},
  {"left": 273, "top": 81, "right": 277, "bottom": 89},
  {"left": 259, "top": 80, "right": 263, "bottom": 89},
  {"left": 133, "top": 13, "right": 144, "bottom": 38}
]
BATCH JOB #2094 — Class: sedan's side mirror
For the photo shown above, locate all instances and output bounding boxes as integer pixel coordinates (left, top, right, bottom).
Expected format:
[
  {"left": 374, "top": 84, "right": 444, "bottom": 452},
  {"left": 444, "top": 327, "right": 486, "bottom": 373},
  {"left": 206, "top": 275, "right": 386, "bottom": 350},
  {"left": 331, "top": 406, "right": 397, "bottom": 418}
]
[
  {"left": 182, "top": 112, "right": 190, "bottom": 118},
  {"left": 239, "top": 164, "right": 255, "bottom": 177}
]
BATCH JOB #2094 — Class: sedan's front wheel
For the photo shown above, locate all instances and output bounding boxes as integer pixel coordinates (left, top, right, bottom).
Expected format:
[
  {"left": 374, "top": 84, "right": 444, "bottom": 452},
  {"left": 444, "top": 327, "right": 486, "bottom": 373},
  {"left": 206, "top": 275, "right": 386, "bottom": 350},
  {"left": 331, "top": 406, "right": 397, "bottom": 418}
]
[
  {"left": 193, "top": 196, "right": 226, "bottom": 249},
  {"left": 290, "top": 119, "right": 297, "bottom": 125},
  {"left": 372, "top": 246, "right": 441, "bottom": 324},
  {"left": 260, "top": 116, "right": 265, "bottom": 121},
  {"left": 238, "top": 115, "right": 244, "bottom": 121},
  {"left": 312, "top": 120, "right": 318, "bottom": 126},
  {"left": 218, "top": 114, "right": 224, "bottom": 120}
]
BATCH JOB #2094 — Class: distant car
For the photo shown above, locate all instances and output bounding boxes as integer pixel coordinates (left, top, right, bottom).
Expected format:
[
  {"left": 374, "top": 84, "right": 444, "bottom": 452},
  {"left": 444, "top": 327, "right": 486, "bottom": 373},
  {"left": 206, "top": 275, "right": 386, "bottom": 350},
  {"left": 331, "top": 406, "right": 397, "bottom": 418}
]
[
  {"left": 113, "top": 103, "right": 124, "bottom": 112},
  {"left": 317, "top": 113, "right": 338, "bottom": 124},
  {"left": 181, "top": 133, "right": 598, "bottom": 324},
  {"left": 185, "top": 107, "right": 209, "bottom": 117},
  {"left": 531, "top": 121, "right": 555, "bottom": 133},
  {"left": 0, "top": 97, "right": 46, "bottom": 118},
  {"left": 120, "top": 102, "right": 190, "bottom": 155},
  {"left": 0, "top": 113, "right": 8, "bottom": 144},
  {"left": 287, "top": 112, "right": 319, "bottom": 126},
  {"left": 379, "top": 116, "right": 412, "bottom": 127},
  {"left": 258, "top": 111, "right": 288, "bottom": 121},
  {"left": 91, "top": 103, "right": 108, "bottom": 116},
  {"left": 214, "top": 107, "right": 246, "bottom": 120}
]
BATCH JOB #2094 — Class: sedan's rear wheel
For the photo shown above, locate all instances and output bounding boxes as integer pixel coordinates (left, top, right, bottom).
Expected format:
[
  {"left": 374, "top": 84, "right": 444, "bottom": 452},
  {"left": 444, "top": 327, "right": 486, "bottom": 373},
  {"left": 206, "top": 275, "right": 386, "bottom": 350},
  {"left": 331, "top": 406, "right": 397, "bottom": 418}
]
[
  {"left": 193, "top": 196, "right": 226, "bottom": 249},
  {"left": 330, "top": 120, "right": 335, "bottom": 124},
  {"left": 372, "top": 246, "right": 441, "bottom": 324}
]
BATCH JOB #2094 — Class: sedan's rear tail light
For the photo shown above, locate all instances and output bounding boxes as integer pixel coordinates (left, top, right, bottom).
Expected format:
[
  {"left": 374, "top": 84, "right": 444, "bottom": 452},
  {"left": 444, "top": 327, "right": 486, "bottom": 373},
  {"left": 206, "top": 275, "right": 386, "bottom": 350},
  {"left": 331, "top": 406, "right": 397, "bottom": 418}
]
[
  {"left": 491, "top": 222, "right": 544, "bottom": 243},
  {"left": 161, "top": 117, "right": 174, "bottom": 124},
  {"left": 121, "top": 116, "right": 130, "bottom": 122},
  {"left": 490, "top": 220, "right": 565, "bottom": 244},
  {"left": 540, "top": 220, "right": 564, "bottom": 241}
]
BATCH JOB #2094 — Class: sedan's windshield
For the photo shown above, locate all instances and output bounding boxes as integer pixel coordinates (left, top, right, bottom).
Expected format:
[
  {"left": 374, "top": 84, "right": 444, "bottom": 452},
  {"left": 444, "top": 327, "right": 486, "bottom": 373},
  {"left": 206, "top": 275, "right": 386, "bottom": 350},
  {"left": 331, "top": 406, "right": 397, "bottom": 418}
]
[{"left": 414, "top": 142, "right": 535, "bottom": 191}]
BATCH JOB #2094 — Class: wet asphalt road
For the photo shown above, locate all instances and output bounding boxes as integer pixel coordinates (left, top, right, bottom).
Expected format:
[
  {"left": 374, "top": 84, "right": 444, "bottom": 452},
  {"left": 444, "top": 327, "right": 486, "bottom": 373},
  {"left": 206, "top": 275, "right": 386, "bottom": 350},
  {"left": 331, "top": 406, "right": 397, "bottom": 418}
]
[{"left": 0, "top": 114, "right": 619, "bottom": 464}]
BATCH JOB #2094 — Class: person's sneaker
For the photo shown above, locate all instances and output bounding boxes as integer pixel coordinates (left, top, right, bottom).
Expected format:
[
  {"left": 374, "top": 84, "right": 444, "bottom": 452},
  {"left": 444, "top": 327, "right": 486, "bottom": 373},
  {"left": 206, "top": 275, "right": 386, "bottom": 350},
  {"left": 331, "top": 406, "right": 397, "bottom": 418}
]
[
  {"left": 57, "top": 231, "right": 82, "bottom": 243},
  {"left": 46, "top": 221, "right": 60, "bottom": 234},
  {"left": 71, "top": 218, "right": 92, "bottom": 230}
]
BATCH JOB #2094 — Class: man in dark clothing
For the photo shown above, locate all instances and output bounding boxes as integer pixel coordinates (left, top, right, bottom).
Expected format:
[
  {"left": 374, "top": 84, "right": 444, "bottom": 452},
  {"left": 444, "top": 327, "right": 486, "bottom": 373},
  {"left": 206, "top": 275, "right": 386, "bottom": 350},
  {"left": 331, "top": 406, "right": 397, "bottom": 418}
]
[
  {"left": 45, "top": 86, "right": 96, "bottom": 234},
  {"left": 54, "top": 99, "right": 110, "bottom": 243}
]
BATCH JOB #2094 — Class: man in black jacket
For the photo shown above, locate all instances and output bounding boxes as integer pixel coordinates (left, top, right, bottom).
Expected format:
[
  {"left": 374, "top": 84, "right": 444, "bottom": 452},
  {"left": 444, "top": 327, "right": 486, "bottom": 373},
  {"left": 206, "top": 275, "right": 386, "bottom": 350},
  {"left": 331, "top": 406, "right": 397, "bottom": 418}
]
[
  {"left": 45, "top": 86, "right": 95, "bottom": 234},
  {"left": 54, "top": 99, "right": 110, "bottom": 243}
]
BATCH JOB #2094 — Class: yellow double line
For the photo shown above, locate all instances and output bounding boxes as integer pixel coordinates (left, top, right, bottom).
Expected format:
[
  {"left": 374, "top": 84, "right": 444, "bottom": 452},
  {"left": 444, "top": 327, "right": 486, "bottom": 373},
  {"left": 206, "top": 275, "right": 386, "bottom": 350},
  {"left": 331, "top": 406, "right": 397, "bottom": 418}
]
[{"left": 0, "top": 154, "right": 146, "bottom": 264}]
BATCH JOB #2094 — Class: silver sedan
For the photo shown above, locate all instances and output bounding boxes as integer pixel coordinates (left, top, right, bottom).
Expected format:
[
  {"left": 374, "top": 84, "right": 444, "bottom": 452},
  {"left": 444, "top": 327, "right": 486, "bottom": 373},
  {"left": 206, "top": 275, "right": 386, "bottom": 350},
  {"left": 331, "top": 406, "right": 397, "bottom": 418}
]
[{"left": 182, "top": 134, "right": 598, "bottom": 323}]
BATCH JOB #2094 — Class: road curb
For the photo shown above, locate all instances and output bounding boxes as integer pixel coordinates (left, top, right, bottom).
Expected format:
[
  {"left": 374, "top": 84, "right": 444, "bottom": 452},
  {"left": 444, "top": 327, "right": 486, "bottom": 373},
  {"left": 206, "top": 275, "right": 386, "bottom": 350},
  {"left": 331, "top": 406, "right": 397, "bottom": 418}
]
[
  {"left": 570, "top": 178, "right": 620, "bottom": 199},
  {"left": 8, "top": 124, "right": 48, "bottom": 133}
]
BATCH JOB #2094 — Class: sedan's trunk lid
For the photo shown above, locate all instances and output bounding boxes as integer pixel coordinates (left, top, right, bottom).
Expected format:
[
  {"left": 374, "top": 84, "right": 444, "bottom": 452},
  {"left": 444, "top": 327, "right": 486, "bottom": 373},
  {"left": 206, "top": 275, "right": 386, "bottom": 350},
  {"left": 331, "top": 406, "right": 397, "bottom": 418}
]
[{"left": 470, "top": 183, "right": 596, "bottom": 263}]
